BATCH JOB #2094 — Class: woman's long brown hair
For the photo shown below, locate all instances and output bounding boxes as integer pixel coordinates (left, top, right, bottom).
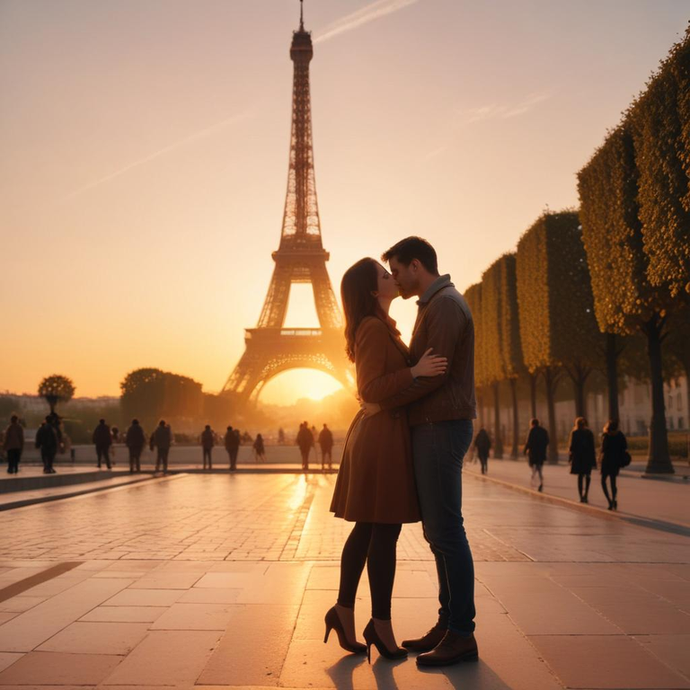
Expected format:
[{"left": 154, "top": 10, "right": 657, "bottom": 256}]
[{"left": 340, "top": 258, "right": 380, "bottom": 362}]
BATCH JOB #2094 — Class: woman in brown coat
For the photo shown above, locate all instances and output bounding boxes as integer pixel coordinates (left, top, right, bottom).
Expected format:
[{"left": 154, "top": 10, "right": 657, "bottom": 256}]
[{"left": 325, "top": 258, "right": 447, "bottom": 661}]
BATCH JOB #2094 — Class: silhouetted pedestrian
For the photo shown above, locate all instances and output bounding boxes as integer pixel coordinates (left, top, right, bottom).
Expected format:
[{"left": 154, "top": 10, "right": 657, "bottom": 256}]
[
  {"left": 253, "top": 433, "right": 266, "bottom": 462},
  {"left": 568, "top": 417, "right": 596, "bottom": 503},
  {"left": 600, "top": 419, "right": 627, "bottom": 511},
  {"left": 125, "top": 419, "right": 145, "bottom": 473},
  {"left": 318, "top": 424, "right": 334, "bottom": 470},
  {"left": 35, "top": 416, "right": 59, "bottom": 474},
  {"left": 201, "top": 425, "right": 215, "bottom": 470},
  {"left": 152, "top": 420, "right": 172, "bottom": 473},
  {"left": 473, "top": 427, "right": 491, "bottom": 475},
  {"left": 296, "top": 422, "right": 313, "bottom": 471},
  {"left": 110, "top": 426, "right": 119, "bottom": 466},
  {"left": 92, "top": 419, "right": 112, "bottom": 469},
  {"left": 3, "top": 414, "right": 24, "bottom": 474},
  {"left": 524, "top": 418, "right": 548, "bottom": 492},
  {"left": 224, "top": 426, "right": 240, "bottom": 471}
]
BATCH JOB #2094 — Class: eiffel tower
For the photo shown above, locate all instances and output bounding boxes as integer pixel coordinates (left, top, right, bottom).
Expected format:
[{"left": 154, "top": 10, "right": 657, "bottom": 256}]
[{"left": 222, "top": 2, "right": 353, "bottom": 403}]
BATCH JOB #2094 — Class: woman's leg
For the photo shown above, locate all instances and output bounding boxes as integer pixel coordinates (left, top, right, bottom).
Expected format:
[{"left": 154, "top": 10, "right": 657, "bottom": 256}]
[
  {"left": 577, "top": 474, "right": 584, "bottom": 499},
  {"left": 367, "top": 523, "right": 403, "bottom": 650},
  {"left": 367, "top": 523, "right": 402, "bottom": 620},
  {"left": 610, "top": 475, "right": 618, "bottom": 507},
  {"left": 601, "top": 474, "right": 612, "bottom": 506},
  {"left": 584, "top": 474, "right": 591, "bottom": 500},
  {"left": 335, "top": 522, "right": 372, "bottom": 643}
]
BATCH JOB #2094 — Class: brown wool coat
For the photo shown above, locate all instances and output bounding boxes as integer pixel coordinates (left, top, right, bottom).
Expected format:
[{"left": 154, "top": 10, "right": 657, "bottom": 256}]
[{"left": 330, "top": 316, "right": 421, "bottom": 524}]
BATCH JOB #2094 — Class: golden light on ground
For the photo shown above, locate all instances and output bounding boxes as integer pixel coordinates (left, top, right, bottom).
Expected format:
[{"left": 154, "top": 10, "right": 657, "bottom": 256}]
[{"left": 259, "top": 369, "right": 345, "bottom": 405}]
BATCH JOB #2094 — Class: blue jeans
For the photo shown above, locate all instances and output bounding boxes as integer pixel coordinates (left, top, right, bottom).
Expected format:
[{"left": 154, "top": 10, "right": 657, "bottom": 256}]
[{"left": 412, "top": 419, "right": 476, "bottom": 636}]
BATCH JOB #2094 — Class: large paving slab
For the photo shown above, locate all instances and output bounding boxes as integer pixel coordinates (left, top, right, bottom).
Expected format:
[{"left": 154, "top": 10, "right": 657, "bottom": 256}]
[{"left": 0, "top": 473, "right": 685, "bottom": 689}]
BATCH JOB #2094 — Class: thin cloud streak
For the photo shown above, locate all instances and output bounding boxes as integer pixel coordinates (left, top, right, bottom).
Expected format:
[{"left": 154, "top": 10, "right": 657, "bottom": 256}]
[
  {"left": 463, "top": 92, "right": 551, "bottom": 124},
  {"left": 314, "top": 0, "right": 420, "bottom": 44},
  {"left": 425, "top": 92, "right": 553, "bottom": 160},
  {"left": 60, "top": 109, "right": 252, "bottom": 201}
]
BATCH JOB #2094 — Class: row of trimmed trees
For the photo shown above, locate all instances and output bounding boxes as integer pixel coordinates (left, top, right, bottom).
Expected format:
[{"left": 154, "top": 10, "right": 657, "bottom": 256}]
[{"left": 467, "top": 27, "right": 690, "bottom": 474}]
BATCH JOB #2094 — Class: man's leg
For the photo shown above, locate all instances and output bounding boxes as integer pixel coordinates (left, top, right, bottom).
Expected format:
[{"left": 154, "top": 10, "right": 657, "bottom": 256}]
[{"left": 412, "top": 420, "right": 476, "bottom": 636}]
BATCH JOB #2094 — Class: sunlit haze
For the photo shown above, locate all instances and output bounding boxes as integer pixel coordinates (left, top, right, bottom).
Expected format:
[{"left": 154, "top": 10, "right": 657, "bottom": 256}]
[{"left": 1, "top": 0, "right": 687, "bottom": 404}]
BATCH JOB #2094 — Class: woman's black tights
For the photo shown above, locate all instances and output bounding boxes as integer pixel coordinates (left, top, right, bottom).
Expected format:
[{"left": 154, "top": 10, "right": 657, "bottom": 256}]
[
  {"left": 601, "top": 474, "right": 617, "bottom": 505},
  {"left": 337, "top": 521, "right": 402, "bottom": 620},
  {"left": 577, "top": 473, "right": 591, "bottom": 499}
]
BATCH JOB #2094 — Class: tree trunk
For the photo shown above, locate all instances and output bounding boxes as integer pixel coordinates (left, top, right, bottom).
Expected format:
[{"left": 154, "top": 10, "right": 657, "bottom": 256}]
[
  {"left": 493, "top": 381, "right": 503, "bottom": 459},
  {"left": 543, "top": 367, "right": 560, "bottom": 464},
  {"left": 510, "top": 378, "right": 519, "bottom": 458},
  {"left": 605, "top": 332, "right": 621, "bottom": 423},
  {"left": 529, "top": 371, "right": 538, "bottom": 419},
  {"left": 477, "top": 388, "right": 485, "bottom": 430},
  {"left": 643, "top": 314, "right": 674, "bottom": 474},
  {"left": 566, "top": 362, "right": 591, "bottom": 419}
]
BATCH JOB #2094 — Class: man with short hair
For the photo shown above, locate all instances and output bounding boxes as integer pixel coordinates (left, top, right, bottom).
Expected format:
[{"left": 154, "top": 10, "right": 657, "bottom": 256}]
[
  {"left": 35, "top": 416, "right": 59, "bottom": 474},
  {"left": 224, "top": 425, "right": 240, "bottom": 471},
  {"left": 3, "top": 414, "right": 24, "bottom": 474},
  {"left": 473, "top": 427, "right": 491, "bottom": 475},
  {"left": 362, "top": 236, "right": 478, "bottom": 667},
  {"left": 152, "top": 420, "right": 172, "bottom": 473},
  {"left": 92, "top": 419, "right": 112, "bottom": 469},
  {"left": 296, "top": 422, "right": 313, "bottom": 471},
  {"left": 125, "top": 419, "right": 146, "bottom": 473},
  {"left": 318, "top": 423, "right": 334, "bottom": 471},
  {"left": 524, "top": 417, "right": 549, "bottom": 492},
  {"left": 201, "top": 424, "right": 215, "bottom": 470}
]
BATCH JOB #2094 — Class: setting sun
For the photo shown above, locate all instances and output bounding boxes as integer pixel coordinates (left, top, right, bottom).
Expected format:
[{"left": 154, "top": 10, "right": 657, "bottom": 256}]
[{"left": 259, "top": 368, "right": 344, "bottom": 405}]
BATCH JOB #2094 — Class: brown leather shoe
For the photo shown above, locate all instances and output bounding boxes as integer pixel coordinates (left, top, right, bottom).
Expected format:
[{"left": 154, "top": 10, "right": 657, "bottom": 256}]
[
  {"left": 401, "top": 620, "right": 447, "bottom": 652},
  {"left": 416, "top": 631, "right": 478, "bottom": 666}
]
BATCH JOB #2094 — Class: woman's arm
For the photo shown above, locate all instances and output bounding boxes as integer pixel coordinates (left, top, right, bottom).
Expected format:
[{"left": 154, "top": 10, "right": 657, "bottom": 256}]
[{"left": 356, "top": 318, "right": 414, "bottom": 404}]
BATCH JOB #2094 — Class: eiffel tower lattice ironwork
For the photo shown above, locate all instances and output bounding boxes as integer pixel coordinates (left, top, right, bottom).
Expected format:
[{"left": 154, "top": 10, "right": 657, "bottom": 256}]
[{"left": 222, "top": 5, "right": 353, "bottom": 403}]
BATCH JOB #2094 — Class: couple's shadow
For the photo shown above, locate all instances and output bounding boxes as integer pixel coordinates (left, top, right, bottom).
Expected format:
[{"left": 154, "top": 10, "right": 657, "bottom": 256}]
[
  {"left": 326, "top": 651, "right": 511, "bottom": 690},
  {"left": 325, "top": 653, "right": 405, "bottom": 690}
]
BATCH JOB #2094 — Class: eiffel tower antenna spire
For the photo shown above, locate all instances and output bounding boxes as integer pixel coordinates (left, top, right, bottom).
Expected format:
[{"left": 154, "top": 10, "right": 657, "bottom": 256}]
[{"left": 300, "top": 0, "right": 304, "bottom": 30}]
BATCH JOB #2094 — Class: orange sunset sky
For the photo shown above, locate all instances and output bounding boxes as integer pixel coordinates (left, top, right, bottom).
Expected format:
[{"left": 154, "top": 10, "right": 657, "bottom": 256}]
[{"left": 1, "top": 0, "right": 688, "bottom": 404}]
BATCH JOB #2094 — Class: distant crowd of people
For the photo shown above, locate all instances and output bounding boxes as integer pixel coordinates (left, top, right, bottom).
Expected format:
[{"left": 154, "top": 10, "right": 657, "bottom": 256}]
[
  {"left": 471, "top": 416, "right": 629, "bottom": 510},
  {"left": 296, "top": 421, "right": 334, "bottom": 471}
]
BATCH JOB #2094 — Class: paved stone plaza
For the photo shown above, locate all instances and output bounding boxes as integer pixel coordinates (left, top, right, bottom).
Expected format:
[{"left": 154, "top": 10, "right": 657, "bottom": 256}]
[{"left": 0, "top": 472, "right": 688, "bottom": 689}]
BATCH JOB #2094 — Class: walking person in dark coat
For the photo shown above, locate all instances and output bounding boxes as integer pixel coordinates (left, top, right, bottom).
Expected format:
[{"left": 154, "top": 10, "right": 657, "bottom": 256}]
[
  {"left": 473, "top": 427, "right": 491, "bottom": 475},
  {"left": 125, "top": 419, "right": 145, "bottom": 473},
  {"left": 318, "top": 423, "right": 334, "bottom": 471},
  {"left": 252, "top": 433, "right": 266, "bottom": 462},
  {"left": 524, "top": 418, "right": 549, "bottom": 492},
  {"left": 35, "top": 416, "right": 59, "bottom": 474},
  {"left": 296, "top": 422, "right": 313, "bottom": 471},
  {"left": 328, "top": 257, "right": 444, "bottom": 661},
  {"left": 201, "top": 425, "right": 215, "bottom": 470},
  {"left": 568, "top": 417, "right": 596, "bottom": 503},
  {"left": 224, "top": 426, "right": 240, "bottom": 471},
  {"left": 3, "top": 415, "right": 24, "bottom": 474},
  {"left": 152, "top": 420, "right": 172, "bottom": 473},
  {"left": 92, "top": 419, "right": 112, "bottom": 469},
  {"left": 600, "top": 419, "right": 627, "bottom": 511}
]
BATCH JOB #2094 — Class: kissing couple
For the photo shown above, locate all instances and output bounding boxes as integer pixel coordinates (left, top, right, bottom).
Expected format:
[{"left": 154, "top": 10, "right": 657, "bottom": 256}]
[{"left": 325, "top": 236, "right": 478, "bottom": 667}]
